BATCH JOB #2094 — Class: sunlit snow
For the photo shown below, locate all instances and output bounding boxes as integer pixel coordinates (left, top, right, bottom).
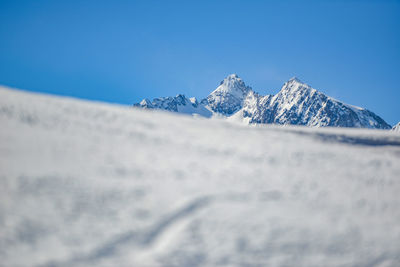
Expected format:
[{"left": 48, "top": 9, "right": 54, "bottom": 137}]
[{"left": 1, "top": 86, "right": 400, "bottom": 267}]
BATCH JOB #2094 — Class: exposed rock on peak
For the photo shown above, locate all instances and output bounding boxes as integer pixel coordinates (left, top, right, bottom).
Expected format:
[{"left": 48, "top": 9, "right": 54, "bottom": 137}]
[
  {"left": 133, "top": 75, "right": 391, "bottom": 129},
  {"left": 205, "top": 74, "right": 253, "bottom": 115}
]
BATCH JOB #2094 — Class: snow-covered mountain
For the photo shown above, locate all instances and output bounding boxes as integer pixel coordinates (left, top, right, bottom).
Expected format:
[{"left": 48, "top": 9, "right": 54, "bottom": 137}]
[
  {"left": 134, "top": 74, "right": 391, "bottom": 129},
  {"left": 202, "top": 73, "right": 252, "bottom": 115},
  {"left": 392, "top": 122, "right": 400, "bottom": 132},
  {"left": 238, "top": 77, "right": 391, "bottom": 128},
  {"left": 2, "top": 86, "right": 400, "bottom": 266},
  {"left": 133, "top": 94, "right": 212, "bottom": 117}
]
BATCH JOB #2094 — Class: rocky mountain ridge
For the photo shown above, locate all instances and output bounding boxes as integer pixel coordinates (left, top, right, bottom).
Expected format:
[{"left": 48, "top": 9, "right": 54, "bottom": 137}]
[{"left": 133, "top": 74, "right": 391, "bottom": 129}]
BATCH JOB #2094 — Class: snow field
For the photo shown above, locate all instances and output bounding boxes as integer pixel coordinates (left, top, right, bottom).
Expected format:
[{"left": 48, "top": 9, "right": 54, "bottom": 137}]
[{"left": 1, "top": 86, "right": 400, "bottom": 266}]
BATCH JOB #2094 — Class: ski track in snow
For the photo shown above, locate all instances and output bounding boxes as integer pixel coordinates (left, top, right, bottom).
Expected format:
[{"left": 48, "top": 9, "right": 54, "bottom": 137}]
[
  {"left": 41, "top": 195, "right": 213, "bottom": 267},
  {"left": 1, "top": 86, "right": 400, "bottom": 267}
]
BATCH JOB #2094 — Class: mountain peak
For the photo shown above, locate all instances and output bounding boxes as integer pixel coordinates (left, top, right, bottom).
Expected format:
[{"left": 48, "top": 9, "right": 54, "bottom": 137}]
[
  {"left": 227, "top": 73, "right": 239, "bottom": 79},
  {"left": 219, "top": 73, "right": 242, "bottom": 85},
  {"left": 288, "top": 76, "right": 304, "bottom": 84},
  {"left": 280, "top": 76, "right": 311, "bottom": 94},
  {"left": 206, "top": 74, "right": 253, "bottom": 115},
  {"left": 211, "top": 74, "right": 251, "bottom": 97}
]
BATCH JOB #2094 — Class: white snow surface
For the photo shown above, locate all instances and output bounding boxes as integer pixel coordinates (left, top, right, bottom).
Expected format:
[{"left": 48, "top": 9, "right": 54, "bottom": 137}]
[{"left": 1, "top": 86, "right": 400, "bottom": 267}]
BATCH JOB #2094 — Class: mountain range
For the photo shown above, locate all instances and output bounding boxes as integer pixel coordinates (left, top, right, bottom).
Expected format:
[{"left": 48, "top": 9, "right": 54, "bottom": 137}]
[{"left": 134, "top": 74, "right": 392, "bottom": 129}]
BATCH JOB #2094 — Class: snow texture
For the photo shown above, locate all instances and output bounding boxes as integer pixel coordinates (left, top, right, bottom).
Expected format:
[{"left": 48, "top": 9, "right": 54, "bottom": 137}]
[
  {"left": 134, "top": 75, "right": 391, "bottom": 129},
  {"left": 1, "top": 86, "right": 400, "bottom": 267}
]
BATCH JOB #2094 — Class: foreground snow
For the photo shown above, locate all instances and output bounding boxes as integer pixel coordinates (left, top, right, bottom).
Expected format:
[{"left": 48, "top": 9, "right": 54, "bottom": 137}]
[{"left": 1, "top": 86, "right": 400, "bottom": 267}]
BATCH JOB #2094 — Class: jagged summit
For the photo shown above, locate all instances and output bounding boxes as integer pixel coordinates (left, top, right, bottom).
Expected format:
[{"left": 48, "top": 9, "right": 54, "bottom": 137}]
[
  {"left": 280, "top": 77, "right": 312, "bottom": 93},
  {"left": 225, "top": 73, "right": 239, "bottom": 80},
  {"left": 287, "top": 76, "right": 304, "bottom": 83},
  {"left": 205, "top": 74, "right": 253, "bottom": 115},
  {"left": 214, "top": 74, "right": 251, "bottom": 95},
  {"left": 133, "top": 74, "right": 391, "bottom": 129}
]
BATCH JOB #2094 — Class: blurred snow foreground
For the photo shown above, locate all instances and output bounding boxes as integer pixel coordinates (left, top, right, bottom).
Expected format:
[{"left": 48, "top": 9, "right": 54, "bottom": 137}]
[{"left": 1, "top": 86, "right": 400, "bottom": 267}]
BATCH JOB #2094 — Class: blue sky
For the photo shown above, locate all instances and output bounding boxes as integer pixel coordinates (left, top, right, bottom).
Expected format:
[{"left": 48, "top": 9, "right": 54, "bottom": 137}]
[{"left": 0, "top": 0, "right": 399, "bottom": 124}]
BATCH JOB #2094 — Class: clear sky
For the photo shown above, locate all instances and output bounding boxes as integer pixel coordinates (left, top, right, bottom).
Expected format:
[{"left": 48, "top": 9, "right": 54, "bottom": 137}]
[{"left": 0, "top": 0, "right": 399, "bottom": 125}]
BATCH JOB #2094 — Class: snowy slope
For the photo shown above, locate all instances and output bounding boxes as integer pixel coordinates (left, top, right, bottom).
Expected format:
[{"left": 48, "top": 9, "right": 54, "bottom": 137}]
[
  {"left": 1, "top": 86, "right": 400, "bottom": 267},
  {"left": 392, "top": 122, "right": 400, "bottom": 132},
  {"left": 134, "top": 75, "right": 391, "bottom": 129}
]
